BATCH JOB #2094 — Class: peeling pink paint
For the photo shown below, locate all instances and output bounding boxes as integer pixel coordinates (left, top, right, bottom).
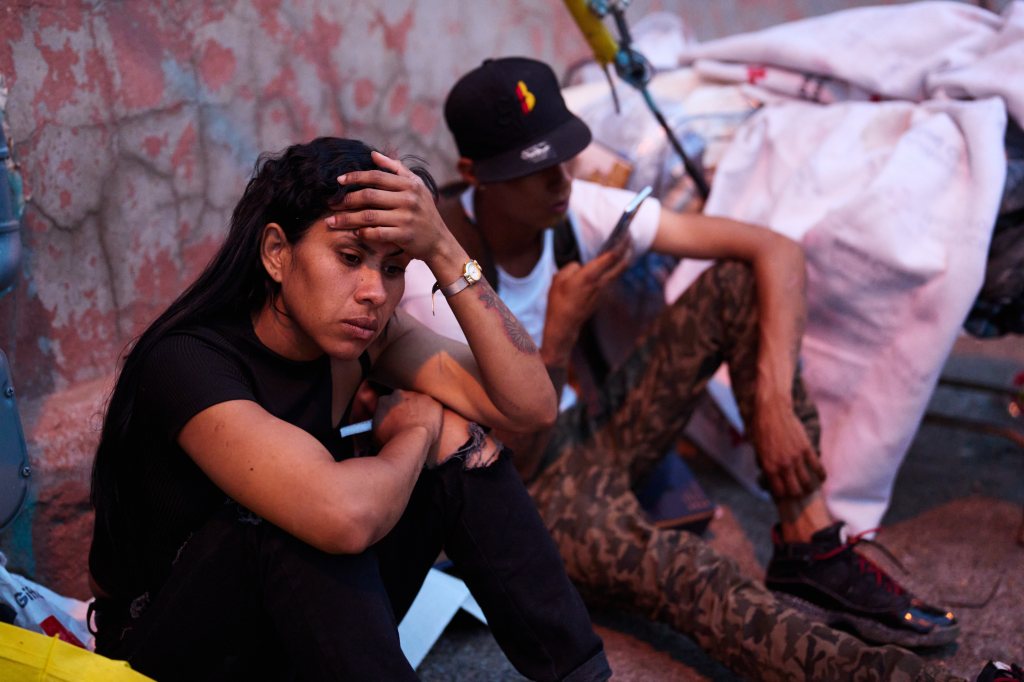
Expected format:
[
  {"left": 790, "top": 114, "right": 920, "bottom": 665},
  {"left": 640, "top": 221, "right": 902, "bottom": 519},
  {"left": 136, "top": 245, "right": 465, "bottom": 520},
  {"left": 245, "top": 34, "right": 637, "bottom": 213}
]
[
  {"left": 550, "top": 10, "right": 586, "bottom": 64},
  {"left": 32, "top": 40, "right": 81, "bottom": 118},
  {"left": 311, "top": 13, "right": 344, "bottom": 52},
  {"left": 59, "top": 190, "right": 71, "bottom": 209},
  {"left": 199, "top": 4, "right": 227, "bottom": 24},
  {"left": 373, "top": 8, "right": 415, "bottom": 55},
  {"left": 0, "top": 7, "right": 26, "bottom": 84},
  {"left": 263, "top": 66, "right": 315, "bottom": 138},
  {"left": 133, "top": 249, "right": 183, "bottom": 316},
  {"left": 83, "top": 49, "right": 113, "bottom": 123},
  {"left": 410, "top": 101, "right": 438, "bottom": 137},
  {"left": 107, "top": 6, "right": 168, "bottom": 111},
  {"left": 354, "top": 78, "right": 376, "bottom": 109},
  {"left": 252, "top": 0, "right": 285, "bottom": 39},
  {"left": 37, "top": 3, "right": 86, "bottom": 33},
  {"left": 389, "top": 82, "right": 409, "bottom": 118},
  {"left": 44, "top": 304, "right": 122, "bottom": 388},
  {"left": 181, "top": 235, "right": 221, "bottom": 284},
  {"left": 531, "top": 24, "right": 545, "bottom": 56},
  {"left": 199, "top": 40, "right": 237, "bottom": 92},
  {"left": 172, "top": 123, "right": 198, "bottom": 182},
  {"left": 143, "top": 135, "right": 166, "bottom": 158}
]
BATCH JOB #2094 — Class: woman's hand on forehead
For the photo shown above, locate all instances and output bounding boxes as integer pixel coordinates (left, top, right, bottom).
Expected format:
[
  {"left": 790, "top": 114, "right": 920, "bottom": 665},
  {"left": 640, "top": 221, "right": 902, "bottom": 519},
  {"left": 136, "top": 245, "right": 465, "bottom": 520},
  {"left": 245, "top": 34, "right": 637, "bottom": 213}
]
[{"left": 325, "top": 151, "right": 456, "bottom": 264}]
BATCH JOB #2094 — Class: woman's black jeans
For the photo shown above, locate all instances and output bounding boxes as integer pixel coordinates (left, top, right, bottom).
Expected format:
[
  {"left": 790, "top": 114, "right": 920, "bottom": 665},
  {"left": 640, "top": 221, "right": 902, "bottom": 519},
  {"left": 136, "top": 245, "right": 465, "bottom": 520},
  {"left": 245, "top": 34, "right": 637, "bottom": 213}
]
[{"left": 93, "top": 453, "right": 610, "bottom": 681}]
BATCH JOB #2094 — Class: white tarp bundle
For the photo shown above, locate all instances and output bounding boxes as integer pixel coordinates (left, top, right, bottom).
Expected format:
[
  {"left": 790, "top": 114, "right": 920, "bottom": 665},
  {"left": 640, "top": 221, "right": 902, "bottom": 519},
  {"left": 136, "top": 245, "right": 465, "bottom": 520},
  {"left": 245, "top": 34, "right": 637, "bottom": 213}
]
[{"left": 662, "top": 1, "right": 1019, "bottom": 531}]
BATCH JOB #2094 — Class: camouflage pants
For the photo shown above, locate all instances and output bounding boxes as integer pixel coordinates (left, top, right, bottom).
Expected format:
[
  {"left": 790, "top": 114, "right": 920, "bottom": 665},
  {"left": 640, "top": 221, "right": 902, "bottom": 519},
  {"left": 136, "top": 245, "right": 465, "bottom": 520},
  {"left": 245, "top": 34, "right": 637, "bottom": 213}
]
[{"left": 528, "top": 261, "right": 960, "bottom": 682}]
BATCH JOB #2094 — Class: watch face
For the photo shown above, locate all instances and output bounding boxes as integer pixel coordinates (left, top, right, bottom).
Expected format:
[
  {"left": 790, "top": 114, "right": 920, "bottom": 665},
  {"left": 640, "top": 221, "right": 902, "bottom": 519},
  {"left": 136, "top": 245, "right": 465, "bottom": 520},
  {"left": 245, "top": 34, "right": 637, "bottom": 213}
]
[{"left": 465, "top": 260, "right": 482, "bottom": 282}]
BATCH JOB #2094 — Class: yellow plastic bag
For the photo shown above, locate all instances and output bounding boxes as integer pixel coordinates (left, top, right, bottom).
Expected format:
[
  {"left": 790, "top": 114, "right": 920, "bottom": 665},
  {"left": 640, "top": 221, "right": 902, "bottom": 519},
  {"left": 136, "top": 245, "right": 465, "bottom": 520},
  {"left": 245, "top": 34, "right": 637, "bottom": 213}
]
[{"left": 0, "top": 621, "right": 154, "bottom": 681}]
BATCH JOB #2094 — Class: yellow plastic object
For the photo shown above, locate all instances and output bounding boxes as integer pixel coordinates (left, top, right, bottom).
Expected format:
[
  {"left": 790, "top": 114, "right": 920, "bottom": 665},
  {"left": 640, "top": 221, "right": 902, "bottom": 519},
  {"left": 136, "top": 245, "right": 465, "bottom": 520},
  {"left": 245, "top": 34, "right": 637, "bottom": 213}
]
[
  {"left": 0, "top": 622, "right": 155, "bottom": 681},
  {"left": 562, "top": 0, "right": 619, "bottom": 66}
]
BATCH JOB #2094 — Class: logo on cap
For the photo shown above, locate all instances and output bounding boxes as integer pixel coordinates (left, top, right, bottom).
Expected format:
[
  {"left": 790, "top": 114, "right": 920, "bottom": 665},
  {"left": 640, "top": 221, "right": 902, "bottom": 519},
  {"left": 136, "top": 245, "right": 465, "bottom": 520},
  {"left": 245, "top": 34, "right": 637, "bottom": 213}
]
[
  {"left": 520, "top": 141, "right": 551, "bottom": 163},
  {"left": 515, "top": 81, "right": 536, "bottom": 114}
]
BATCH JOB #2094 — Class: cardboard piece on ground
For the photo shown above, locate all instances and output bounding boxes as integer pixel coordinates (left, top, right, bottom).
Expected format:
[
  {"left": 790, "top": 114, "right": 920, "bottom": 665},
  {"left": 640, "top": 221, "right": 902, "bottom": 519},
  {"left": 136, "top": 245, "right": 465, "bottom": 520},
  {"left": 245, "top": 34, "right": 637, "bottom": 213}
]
[{"left": 398, "top": 568, "right": 486, "bottom": 670}]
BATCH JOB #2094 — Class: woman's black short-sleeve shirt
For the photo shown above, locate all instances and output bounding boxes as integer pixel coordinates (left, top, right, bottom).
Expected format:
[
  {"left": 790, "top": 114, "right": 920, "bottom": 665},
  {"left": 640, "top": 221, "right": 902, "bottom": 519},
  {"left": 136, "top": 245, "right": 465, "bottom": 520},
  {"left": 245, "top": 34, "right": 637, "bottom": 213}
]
[{"left": 89, "top": 317, "right": 359, "bottom": 600}]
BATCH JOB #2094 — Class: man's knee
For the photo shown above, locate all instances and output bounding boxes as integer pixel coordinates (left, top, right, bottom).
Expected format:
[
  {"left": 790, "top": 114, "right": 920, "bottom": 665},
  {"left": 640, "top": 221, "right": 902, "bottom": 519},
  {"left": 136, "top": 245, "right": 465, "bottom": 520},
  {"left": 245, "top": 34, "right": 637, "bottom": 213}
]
[
  {"left": 710, "top": 259, "right": 756, "bottom": 299},
  {"left": 702, "top": 260, "right": 759, "bottom": 329}
]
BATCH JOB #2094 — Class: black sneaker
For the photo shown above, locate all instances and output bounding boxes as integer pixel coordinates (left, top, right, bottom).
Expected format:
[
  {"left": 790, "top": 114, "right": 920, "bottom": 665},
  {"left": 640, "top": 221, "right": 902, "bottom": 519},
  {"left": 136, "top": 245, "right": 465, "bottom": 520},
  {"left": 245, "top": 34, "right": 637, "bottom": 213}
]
[
  {"left": 976, "top": 661, "right": 1024, "bottom": 682},
  {"left": 765, "top": 522, "right": 959, "bottom": 648}
]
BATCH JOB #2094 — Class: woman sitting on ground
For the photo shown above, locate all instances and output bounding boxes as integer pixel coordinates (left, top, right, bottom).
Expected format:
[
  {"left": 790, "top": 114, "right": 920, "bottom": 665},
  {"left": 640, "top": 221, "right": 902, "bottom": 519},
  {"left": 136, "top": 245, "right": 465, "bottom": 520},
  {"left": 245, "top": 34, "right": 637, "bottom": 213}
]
[{"left": 87, "top": 137, "right": 610, "bottom": 681}]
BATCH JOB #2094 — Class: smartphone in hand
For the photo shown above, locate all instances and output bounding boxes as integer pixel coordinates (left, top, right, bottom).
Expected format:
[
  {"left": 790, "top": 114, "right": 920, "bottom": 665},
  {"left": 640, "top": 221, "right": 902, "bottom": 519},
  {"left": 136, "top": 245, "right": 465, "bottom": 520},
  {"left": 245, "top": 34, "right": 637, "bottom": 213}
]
[{"left": 598, "top": 185, "right": 653, "bottom": 256}]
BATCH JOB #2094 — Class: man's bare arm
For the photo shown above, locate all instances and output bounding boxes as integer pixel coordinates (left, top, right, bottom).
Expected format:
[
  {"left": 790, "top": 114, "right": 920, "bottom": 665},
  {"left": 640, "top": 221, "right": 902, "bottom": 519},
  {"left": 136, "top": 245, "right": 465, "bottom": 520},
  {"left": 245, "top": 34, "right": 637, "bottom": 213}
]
[{"left": 651, "top": 210, "right": 826, "bottom": 498}]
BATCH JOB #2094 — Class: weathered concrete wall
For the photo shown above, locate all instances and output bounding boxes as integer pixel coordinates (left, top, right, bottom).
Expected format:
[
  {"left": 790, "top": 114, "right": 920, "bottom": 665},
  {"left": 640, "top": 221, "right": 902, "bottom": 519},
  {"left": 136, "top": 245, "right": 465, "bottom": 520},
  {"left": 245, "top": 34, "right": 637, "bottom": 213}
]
[{"left": 0, "top": 0, "right": 1004, "bottom": 597}]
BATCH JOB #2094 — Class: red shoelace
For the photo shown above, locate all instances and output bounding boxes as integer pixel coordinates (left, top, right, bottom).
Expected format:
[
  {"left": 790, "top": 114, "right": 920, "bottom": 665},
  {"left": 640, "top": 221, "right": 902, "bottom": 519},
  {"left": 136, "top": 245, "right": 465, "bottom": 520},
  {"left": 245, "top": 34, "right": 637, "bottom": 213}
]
[{"left": 811, "top": 527, "right": 907, "bottom": 596}]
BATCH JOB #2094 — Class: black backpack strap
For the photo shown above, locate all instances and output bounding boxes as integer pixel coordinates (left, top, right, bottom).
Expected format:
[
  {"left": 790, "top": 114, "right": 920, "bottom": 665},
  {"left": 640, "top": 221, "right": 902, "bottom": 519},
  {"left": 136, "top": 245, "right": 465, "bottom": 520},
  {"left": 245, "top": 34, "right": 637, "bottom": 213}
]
[{"left": 553, "top": 218, "right": 580, "bottom": 268}]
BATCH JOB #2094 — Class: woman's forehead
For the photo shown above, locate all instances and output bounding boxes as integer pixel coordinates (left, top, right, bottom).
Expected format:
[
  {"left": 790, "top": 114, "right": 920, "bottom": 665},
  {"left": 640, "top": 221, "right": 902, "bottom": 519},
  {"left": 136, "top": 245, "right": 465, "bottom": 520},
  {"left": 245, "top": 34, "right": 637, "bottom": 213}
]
[{"left": 323, "top": 226, "right": 409, "bottom": 261}]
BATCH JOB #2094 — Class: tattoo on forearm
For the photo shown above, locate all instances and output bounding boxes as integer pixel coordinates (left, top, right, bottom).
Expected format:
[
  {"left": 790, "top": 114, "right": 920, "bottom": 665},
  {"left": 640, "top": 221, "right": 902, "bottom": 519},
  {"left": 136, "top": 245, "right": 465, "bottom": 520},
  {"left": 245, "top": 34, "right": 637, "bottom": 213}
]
[{"left": 477, "top": 283, "right": 539, "bottom": 354}]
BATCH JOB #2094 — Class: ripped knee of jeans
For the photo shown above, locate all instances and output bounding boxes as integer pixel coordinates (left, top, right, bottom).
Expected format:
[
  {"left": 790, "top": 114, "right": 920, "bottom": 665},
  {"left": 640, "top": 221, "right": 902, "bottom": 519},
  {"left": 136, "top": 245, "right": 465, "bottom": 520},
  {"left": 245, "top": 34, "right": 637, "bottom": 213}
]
[{"left": 445, "top": 422, "right": 503, "bottom": 470}]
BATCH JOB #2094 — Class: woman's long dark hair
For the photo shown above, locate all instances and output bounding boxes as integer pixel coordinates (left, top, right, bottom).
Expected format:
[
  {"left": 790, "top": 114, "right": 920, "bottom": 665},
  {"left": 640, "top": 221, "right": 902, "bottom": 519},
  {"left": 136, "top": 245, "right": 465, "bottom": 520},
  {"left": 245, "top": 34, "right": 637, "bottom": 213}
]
[{"left": 90, "top": 137, "right": 436, "bottom": 585}]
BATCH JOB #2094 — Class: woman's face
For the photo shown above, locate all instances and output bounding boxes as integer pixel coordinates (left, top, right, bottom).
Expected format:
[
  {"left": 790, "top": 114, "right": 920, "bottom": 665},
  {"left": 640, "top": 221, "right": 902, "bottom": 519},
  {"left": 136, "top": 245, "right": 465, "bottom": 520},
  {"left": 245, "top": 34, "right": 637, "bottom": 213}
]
[{"left": 271, "top": 219, "right": 411, "bottom": 360}]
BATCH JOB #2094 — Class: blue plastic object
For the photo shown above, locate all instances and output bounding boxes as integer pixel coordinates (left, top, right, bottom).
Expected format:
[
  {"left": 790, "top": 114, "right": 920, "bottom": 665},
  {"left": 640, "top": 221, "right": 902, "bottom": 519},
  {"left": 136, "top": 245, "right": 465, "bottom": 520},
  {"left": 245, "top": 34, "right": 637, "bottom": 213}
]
[
  {"left": 0, "top": 111, "right": 27, "bottom": 528},
  {"left": 0, "top": 120, "right": 20, "bottom": 297},
  {"left": 0, "top": 349, "right": 29, "bottom": 530}
]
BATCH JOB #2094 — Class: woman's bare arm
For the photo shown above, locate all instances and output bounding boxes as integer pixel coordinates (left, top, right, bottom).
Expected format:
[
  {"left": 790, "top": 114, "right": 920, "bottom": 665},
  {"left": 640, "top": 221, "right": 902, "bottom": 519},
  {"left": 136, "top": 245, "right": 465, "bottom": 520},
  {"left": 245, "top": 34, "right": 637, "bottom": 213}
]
[{"left": 177, "top": 390, "right": 441, "bottom": 554}]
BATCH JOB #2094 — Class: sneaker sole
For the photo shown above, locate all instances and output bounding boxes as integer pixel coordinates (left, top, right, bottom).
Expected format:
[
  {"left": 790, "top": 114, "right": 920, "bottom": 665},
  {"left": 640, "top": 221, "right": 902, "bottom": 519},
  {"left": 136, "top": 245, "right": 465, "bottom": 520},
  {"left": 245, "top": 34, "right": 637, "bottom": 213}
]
[{"left": 775, "top": 592, "right": 960, "bottom": 649}]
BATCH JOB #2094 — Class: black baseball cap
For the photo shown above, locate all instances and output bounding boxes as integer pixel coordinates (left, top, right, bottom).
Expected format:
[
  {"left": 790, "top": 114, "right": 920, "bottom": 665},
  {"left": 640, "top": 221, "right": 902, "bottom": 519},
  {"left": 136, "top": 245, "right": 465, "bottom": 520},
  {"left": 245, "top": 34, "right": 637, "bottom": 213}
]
[{"left": 444, "top": 57, "right": 592, "bottom": 183}]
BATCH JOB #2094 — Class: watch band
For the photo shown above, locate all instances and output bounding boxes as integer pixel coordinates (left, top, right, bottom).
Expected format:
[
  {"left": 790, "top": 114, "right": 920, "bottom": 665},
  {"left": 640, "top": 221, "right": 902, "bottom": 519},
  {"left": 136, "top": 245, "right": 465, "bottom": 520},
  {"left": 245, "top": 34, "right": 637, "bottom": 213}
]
[
  {"left": 431, "top": 277, "right": 469, "bottom": 316},
  {"left": 434, "top": 276, "right": 472, "bottom": 298}
]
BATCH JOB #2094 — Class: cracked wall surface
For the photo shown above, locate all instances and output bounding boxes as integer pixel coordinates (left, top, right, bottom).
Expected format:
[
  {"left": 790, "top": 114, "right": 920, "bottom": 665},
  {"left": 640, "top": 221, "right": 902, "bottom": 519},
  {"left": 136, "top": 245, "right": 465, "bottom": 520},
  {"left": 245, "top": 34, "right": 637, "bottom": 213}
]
[{"left": 0, "top": 0, "right": 1002, "bottom": 594}]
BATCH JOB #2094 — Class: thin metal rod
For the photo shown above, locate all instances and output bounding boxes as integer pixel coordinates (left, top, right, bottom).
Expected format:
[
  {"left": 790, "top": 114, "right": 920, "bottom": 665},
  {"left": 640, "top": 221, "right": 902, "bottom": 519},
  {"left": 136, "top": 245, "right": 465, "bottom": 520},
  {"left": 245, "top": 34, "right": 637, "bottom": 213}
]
[{"left": 641, "top": 87, "right": 711, "bottom": 199}]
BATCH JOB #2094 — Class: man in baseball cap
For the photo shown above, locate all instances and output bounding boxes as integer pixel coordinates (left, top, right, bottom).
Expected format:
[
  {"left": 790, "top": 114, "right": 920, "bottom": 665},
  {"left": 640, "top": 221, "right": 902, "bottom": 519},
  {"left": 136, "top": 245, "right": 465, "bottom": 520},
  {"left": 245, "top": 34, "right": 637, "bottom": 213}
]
[{"left": 401, "top": 56, "right": 959, "bottom": 681}]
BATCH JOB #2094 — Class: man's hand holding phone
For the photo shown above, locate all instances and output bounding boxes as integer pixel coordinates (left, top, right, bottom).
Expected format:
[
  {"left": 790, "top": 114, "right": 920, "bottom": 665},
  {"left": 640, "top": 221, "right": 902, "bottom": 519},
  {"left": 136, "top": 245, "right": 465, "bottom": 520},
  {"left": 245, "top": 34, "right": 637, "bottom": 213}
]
[
  {"left": 542, "top": 186, "right": 652, "bottom": 360},
  {"left": 597, "top": 185, "right": 652, "bottom": 256}
]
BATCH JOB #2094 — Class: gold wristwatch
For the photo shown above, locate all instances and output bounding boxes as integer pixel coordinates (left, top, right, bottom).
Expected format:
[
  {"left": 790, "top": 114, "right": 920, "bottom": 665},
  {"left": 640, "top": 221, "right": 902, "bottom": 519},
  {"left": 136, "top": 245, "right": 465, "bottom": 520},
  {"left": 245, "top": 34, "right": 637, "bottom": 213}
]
[
  {"left": 431, "top": 259, "right": 482, "bottom": 315},
  {"left": 433, "top": 259, "right": 483, "bottom": 298}
]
